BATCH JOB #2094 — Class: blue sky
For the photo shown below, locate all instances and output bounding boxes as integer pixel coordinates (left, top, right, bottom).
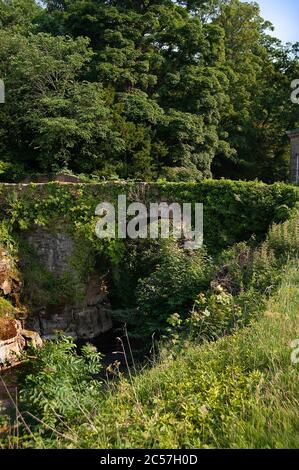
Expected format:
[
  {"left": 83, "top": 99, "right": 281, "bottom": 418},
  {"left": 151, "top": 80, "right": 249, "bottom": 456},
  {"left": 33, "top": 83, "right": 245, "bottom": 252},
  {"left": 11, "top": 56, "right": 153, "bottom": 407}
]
[{"left": 256, "top": 0, "right": 298, "bottom": 43}]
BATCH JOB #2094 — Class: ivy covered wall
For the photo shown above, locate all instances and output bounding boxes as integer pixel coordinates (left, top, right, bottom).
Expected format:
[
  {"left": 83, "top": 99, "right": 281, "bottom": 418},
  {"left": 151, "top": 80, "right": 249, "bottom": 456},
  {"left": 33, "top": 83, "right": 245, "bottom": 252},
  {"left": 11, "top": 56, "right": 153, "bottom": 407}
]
[
  {"left": 0, "top": 180, "right": 297, "bottom": 341},
  {"left": 0, "top": 180, "right": 297, "bottom": 251}
]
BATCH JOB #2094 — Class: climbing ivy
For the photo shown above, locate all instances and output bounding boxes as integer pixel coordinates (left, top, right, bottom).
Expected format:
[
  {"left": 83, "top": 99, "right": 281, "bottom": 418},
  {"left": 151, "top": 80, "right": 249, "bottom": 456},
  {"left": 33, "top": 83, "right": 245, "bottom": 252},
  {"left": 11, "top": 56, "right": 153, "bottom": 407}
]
[
  {"left": 0, "top": 181, "right": 297, "bottom": 325},
  {"left": 0, "top": 181, "right": 296, "bottom": 252}
]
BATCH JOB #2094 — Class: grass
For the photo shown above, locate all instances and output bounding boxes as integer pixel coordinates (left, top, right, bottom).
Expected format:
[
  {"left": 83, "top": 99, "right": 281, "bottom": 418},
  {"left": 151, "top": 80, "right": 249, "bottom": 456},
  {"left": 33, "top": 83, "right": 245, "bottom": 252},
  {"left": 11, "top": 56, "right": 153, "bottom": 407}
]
[
  {"left": 7, "top": 259, "right": 298, "bottom": 449},
  {"left": 1, "top": 206, "right": 299, "bottom": 448},
  {"left": 88, "top": 261, "right": 299, "bottom": 449}
]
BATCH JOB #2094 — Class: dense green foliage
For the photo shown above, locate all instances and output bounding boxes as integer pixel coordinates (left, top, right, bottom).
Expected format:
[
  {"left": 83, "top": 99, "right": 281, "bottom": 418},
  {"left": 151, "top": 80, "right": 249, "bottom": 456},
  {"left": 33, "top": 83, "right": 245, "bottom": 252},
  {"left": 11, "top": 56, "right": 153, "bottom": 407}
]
[
  {"left": 0, "top": 180, "right": 296, "bottom": 248},
  {"left": 17, "top": 336, "right": 103, "bottom": 429},
  {"left": 0, "top": 0, "right": 298, "bottom": 182},
  {"left": 165, "top": 211, "right": 299, "bottom": 347}
]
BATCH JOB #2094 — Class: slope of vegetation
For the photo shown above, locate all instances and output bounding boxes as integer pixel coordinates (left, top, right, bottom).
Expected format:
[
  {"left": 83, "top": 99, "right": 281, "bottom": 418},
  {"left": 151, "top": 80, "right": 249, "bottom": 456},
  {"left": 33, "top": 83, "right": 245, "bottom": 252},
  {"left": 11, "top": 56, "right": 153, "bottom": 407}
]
[
  {"left": 62, "top": 261, "right": 298, "bottom": 449},
  {"left": 76, "top": 260, "right": 297, "bottom": 449},
  {"left": 1, "top": 207, "right": 298, "bottom": 449}
]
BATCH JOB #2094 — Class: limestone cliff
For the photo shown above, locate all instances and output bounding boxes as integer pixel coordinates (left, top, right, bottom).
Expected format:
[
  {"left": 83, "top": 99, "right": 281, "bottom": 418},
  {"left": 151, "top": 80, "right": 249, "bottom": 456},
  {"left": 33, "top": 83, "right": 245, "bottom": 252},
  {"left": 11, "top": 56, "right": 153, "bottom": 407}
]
[
  {"left": 0, "top": 247, "right": 42, "bottom": 366},
  {"left": 0, "top": 318, "right": 42, "bottom": 367},
  {"left": 22, "top": 227, "right": 113, "bottom": 340},
  {"left": 0, "top": 224, "right": 113, "bottom": 366}
]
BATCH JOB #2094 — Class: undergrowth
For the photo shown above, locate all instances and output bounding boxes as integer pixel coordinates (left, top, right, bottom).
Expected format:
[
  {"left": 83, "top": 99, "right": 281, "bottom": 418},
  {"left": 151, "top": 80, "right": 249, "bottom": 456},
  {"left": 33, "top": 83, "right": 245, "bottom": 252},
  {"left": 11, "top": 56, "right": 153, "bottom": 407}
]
[{"left": 0, "top": 209, "right": 298, "bottom": 449}]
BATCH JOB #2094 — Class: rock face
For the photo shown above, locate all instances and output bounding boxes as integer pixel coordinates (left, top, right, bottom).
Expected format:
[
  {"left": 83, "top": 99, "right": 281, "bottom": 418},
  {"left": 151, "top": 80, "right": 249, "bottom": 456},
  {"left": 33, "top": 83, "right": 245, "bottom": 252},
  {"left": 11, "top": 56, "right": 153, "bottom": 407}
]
[
  {"left": 25, "top": 227, "right": 113, "bottom": 340},
  {"left": 0, "top": 319, "right": 24, "bottom": 366},
  {"left": 0, "top": 248, "right": 21, "bottom": 297},
  {"left": 287, "top": 129, "right": 299, "bottom": 184},
  {"left": 27, "top": 229, "right": 75, "bottom": 276},
  {"left": 29, "top": 304, "right": 113, "bottom": 341},
  {"left": 0, "top": 247, "right": 34, "bottom": 367},
  {"left": 0, "top": 319, "right": 42, "bottom": 367},
  {"left": 21, "top": 329, "right": 43, "bottom": 349}
]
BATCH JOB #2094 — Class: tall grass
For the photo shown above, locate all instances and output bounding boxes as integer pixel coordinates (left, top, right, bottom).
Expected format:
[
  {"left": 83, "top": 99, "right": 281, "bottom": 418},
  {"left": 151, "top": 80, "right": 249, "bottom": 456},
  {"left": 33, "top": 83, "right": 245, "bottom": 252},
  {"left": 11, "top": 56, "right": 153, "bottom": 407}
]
[
  {"left": 2, "top": 260, "right": 297, "bottom": 449},
  {"left": 1, "top": 210, "right": 298, "bottom": 449}
]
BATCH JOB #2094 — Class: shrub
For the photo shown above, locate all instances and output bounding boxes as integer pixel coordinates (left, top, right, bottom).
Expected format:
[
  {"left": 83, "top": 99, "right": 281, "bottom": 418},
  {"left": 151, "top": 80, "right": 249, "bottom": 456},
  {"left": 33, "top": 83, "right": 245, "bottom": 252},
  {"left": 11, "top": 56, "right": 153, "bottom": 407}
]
[
  {"left": 165, "top": 210, "right": 299, "bottom": 348},
  {"left": 267, "top": 209, "right": 299, "bottom": 260},
  {"left": 18, "top": 335, "right": 103, "bottom": 428},
  {"left": 135, "top": 241, "right": 213, "bottom": 336},
  {"left": 215, "top": 210, "right": 299, "bottom": 297},
  {"left": 166, "top": 288, "right": 243, "bottom": 348}
]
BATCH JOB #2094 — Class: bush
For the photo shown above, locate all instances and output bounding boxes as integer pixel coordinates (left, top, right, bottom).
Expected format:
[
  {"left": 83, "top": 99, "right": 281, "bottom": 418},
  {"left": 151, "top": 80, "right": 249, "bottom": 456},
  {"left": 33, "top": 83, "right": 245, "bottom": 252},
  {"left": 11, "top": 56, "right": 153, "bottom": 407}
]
[
  {"left": 164, "top": 210, "right": 299, "bottom": 348},
  {"left": 166, "top": 288, "right": 243, "bottom": 348},
  {"left": 18, "top": 335, "right": 103, "bottom": 428},
  {"left": 135, "top": 241, "right": 213, "bottom": 336},
  {"left": 267, "top": 209, "right": 299, "bottom": 260},
  {"left": 215, "top": 209, "right": 299, "bottom": 296},
  {"left": 155, "top": 180, "right": 298, "bottom": 251}
]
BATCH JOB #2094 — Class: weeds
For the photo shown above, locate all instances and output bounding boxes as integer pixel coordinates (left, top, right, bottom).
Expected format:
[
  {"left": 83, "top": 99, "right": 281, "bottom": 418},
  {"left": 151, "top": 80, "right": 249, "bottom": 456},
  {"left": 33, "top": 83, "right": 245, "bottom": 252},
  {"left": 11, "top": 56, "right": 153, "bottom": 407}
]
[{"left": 0, "top": 208, "right": 298, "bottom": 449}]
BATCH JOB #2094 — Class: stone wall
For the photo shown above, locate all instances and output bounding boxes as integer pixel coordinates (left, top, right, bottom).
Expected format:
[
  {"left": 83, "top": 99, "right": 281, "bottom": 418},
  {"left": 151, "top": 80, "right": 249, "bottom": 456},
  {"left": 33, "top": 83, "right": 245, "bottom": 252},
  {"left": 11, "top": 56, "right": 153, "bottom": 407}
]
[
  {"left": 24, "top": 227, "right": 113, "bottom": 340},
  {"left": 0, "top": 318, "right": 42, "bottom": 367},
  {"left": 287, "top": 129, "right": 299, "bottom": 184},
  {"left": 0, "top": 320, "right": 25, "bottom": 366}
]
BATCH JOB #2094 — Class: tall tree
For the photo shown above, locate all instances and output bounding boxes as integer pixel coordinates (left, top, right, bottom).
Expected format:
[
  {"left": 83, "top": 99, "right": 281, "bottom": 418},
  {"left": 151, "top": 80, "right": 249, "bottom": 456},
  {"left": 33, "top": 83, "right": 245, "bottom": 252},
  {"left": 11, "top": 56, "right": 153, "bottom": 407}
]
[
  {"left": 211, "top": 0, "right": 299, "bottom": 181},
  {"left": 40, "top": 0, "right": 232, "bottom": 179}
]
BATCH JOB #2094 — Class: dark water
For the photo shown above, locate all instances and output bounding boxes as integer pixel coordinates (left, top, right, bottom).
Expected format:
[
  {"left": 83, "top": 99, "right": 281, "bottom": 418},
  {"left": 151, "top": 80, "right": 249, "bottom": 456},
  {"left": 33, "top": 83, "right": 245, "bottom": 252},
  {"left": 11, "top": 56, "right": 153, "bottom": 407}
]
[{"left": 76, "top": 326, "right": 144, "bottom": 378}]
